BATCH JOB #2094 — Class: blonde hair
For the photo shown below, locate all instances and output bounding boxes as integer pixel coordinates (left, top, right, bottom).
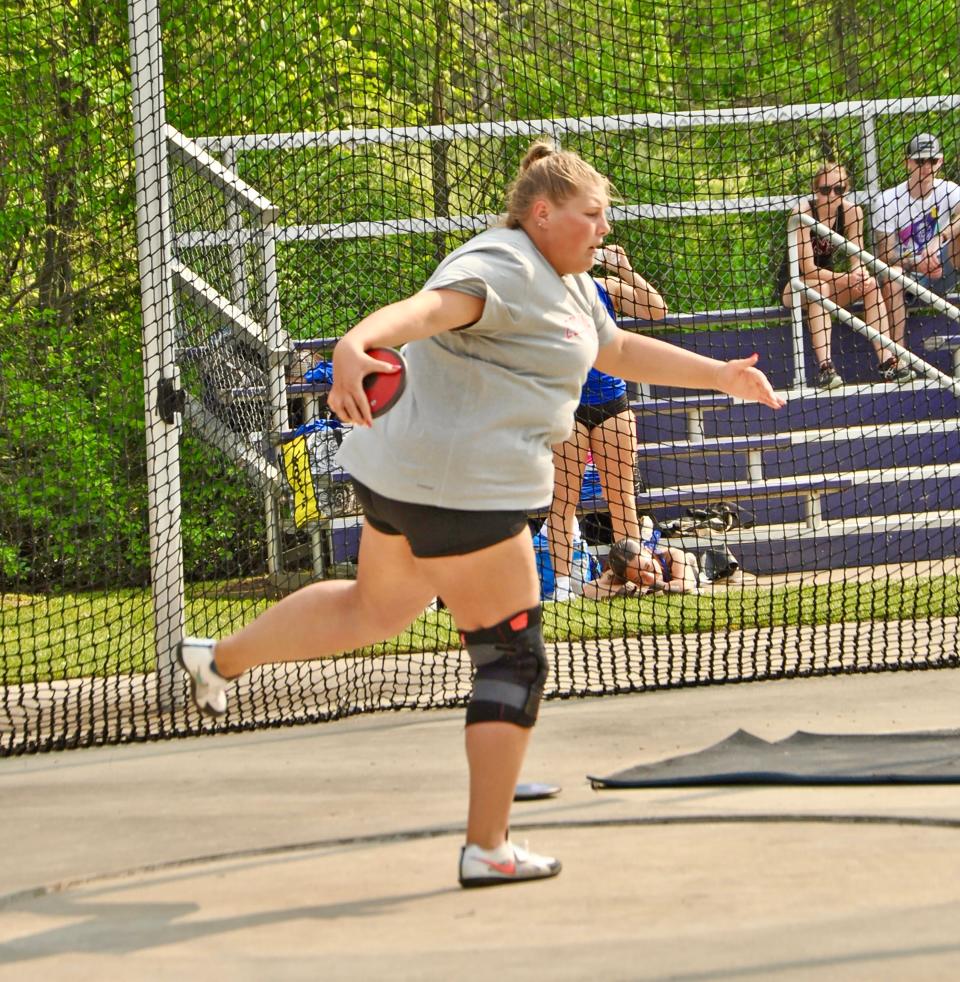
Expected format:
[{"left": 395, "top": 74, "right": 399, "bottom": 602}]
[{"left": 502, "top": 139, "right": 612, "bottom": 228}]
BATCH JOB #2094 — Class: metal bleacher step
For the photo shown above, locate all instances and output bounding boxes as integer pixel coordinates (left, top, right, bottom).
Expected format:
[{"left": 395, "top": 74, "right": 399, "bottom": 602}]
[
  {"left": 663, "top": 510, "right": 960, "bottom": 575},
  {"left": 642, "top": 376, "right": 948, "bottom": 406},
  {"left": 635, "top": 375, "right": 956, "bottom": 413},
  {"left": 576, "top": 473, "right": 852, "bottom": 531},
  {"left": 635, "top": 434, "right": 790, "bottom": 481},
  {"left": 924, "top": 332, "right": 960, "bottom": 351},
  {"left": 781, "top": 418, "right": 960, "bottom": 445},
  {"left": 669, "top": 508, "right": 960, "bottom": 543},
  {"left": 637, "top": 421, "right": 960, "bottom": 475},
  {"left": 638, "top": 379, "right": 960, "bottom": 440},
  {"left": 635, "top": 434, "right": 789, "bottom": 456},
  {"left": 815, "top": 462, "right": 960, "bottom": 522},
  {"left": 833, "top": 461, "right": 960, "bottom": 486},
  {"left": 626, "top": 462, "right": 960, "bottom": 525}
]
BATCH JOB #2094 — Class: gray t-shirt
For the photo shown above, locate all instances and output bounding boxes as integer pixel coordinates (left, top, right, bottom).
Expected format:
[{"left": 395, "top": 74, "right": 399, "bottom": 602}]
[{"left": 337, "top": 226, "right": 618, "bottom": 510}]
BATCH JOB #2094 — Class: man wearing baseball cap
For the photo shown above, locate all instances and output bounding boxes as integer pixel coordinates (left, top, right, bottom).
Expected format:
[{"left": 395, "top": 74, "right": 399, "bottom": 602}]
[{"left": 871, "top": 133, "right": 960, "bottom": 375}]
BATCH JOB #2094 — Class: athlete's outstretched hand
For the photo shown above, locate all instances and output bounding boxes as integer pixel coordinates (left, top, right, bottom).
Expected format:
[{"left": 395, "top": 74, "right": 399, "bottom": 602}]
[{"left": 714, "top": 353, "right": 786, "bottom": 409}]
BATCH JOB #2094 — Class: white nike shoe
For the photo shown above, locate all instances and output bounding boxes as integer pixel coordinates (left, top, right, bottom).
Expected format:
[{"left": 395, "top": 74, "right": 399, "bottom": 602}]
[
  {"left": 176, "top": 637, "right": 228, "bottom": 717},
  {"left": 458, "top": 840, "right": 562, "bottom": 888}
]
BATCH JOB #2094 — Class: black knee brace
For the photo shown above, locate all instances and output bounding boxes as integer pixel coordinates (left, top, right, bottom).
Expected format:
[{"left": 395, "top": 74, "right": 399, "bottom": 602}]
[{"left": 461, "top": 606, "right": 548, "bottom": 728}]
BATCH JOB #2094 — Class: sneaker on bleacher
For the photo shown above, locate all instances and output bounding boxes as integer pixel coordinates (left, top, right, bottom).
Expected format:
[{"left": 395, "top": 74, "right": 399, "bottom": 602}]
[
  {"left": 813, "top": 360, "right": 843, "bottom": 389},
  {"left": 176, "top": 638, "right": 229, "bottom": 717},
  {"left": 878, "top": 358, "right": 915, "bottom": 383}
]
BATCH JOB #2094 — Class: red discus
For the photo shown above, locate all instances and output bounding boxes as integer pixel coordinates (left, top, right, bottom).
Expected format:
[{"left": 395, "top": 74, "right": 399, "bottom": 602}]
[{"left": 362, "top": 346, "right": 407, "bottom": 418}]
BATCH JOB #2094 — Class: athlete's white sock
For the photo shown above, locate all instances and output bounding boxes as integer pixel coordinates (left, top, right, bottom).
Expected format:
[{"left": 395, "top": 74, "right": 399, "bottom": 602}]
[{"left": 553, "top": 575, "right": 573, "bottom": 601}]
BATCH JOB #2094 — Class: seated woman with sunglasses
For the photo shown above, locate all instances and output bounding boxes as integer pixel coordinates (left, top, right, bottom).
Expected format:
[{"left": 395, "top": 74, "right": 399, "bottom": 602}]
[
  {"left": 579, "top": 516, "right": 701, "bottom": 599},
  {"left": 777, "top": 160, "right": 910, "bottom": 389}
]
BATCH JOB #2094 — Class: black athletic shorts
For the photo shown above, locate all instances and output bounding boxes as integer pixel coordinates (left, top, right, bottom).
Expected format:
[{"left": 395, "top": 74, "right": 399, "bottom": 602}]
[
  {"left": 573, "top": 393, "right": 630, "bottom": 431},
  {"left": 351, "top": 480, "right": 529, "bottom": 558}
]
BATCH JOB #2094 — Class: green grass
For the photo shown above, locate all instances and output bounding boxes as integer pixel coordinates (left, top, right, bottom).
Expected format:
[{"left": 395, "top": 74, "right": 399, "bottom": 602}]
[{"left": 3, "top": 575, "right": 958, "bottom": 684}]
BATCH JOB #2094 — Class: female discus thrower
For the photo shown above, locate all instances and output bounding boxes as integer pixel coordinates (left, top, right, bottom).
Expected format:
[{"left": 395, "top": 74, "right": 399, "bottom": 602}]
[{"left": 176, "top": 139, "right": 784, "bottom": 888}]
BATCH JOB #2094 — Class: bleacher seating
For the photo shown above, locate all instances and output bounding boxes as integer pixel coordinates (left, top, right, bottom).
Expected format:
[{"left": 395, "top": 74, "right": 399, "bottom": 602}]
[{"left": 247, "top": 299, "right": 960, "bottom": 576}]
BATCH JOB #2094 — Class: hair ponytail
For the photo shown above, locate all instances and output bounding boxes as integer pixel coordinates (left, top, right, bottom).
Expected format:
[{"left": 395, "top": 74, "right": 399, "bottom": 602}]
[
  {"left": 502, "top": 138, "right": 612, "bottom": 228},
  {"left": 518, "top": 139, "right": 557, "bottom": 173}
]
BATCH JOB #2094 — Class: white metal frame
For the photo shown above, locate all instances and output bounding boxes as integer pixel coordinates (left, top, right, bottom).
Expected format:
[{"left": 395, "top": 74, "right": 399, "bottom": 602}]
[
  {"left": 129, "top": 0, "right": 308, "bottom": 691},
  {"left": 176, "top": 95, "right": 960, "bottom": 247},
  {"left": 166, "top": 129, "right": 295, "bottom": 578},
  {"left": 127, "top": 0, "right": 185, "bottom": 696}
]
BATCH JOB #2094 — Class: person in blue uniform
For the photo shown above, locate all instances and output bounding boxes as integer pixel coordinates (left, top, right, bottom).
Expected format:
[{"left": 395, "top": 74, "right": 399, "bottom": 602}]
[{"left": 546, "top": 243, "right": 667, "bottom": 600}]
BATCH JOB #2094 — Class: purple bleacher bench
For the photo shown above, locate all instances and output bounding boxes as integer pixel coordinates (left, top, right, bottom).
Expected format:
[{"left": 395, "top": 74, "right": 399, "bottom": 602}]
[
  {"left": 635, "top": 434, "right": 789, "bottom": 457},
  {"left": 287, "top": 381, "right": 333, "bottom": 396},
  {"left": 630, "top": 394, "right": 735, "bottom": 414},
  {"left": 636, "top": 434, "right": 790, "bottom": 481},
  {"left": 630, "top": 393, "right": 736, "bottom": 439},
  {"left": 579, "top": 474, "right": 852, "bottom": 531}
]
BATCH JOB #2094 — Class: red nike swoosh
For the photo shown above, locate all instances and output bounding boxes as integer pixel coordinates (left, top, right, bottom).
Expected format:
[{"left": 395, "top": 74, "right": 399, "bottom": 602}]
[{"left": 482, "top": 858, "right": 516, "bottom": 875}]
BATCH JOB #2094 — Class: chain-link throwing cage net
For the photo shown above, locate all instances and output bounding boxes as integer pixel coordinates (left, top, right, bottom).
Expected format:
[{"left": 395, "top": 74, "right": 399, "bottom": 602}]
[{"left": 2, "top": 0, "right": 960, "bottom": 754}]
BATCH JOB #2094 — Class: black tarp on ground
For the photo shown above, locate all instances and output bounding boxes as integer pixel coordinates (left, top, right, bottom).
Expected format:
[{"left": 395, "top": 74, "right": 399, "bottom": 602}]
[{"left": 589, "top": 729, "right": 960, "bottom": 788}]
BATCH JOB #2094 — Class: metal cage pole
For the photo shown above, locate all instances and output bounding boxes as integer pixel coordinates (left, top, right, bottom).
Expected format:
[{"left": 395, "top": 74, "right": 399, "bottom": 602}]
[
  {"left": 128, "top": 0, "right": 186, "bottom": 699},
  {"left": 787, "top": 218, "right": 806, "bottom": 388},
  {"left": 256, "top": 217, "right": 290, "bottom": 581}
]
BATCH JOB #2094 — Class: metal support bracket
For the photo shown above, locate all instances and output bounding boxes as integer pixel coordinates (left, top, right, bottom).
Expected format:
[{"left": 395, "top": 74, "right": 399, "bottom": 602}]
[{"left": 156, "top": 377, "right": 186, "bottom": 423}]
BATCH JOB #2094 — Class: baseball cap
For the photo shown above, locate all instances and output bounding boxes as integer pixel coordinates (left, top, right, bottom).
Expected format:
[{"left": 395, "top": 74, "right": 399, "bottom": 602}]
[{"left": 907, "top": 133, "right": 942, "bottom": 159}]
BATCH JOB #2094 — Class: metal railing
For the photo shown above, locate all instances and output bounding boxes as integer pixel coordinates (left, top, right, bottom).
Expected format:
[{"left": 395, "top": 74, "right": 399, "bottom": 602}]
[
  {"left": 179, "top": 94, "right": 960, "bottom": 245},
  {"left": 167, "top": 125, "right": 294, "bottom": 577}
]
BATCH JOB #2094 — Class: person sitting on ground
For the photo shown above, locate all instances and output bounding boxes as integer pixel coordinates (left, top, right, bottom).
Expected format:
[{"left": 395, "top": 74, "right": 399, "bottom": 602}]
[
  {"left": 547, "top": 243, "right": 667, "bottom": 601},
  {"left": 872, "top": 132, "right": 960, "bottom": 360},
  {"left": 580, "top": 517, "right": 701, "bottom": 599},
  {"left": 778, "top": 159, "right": 905, "bottom": 390}
]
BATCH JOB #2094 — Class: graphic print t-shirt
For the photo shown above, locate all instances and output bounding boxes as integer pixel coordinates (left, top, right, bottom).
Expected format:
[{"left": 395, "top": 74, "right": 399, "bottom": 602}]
[{"left": 871, "top": 179, "right": 960, "bottom": 260}]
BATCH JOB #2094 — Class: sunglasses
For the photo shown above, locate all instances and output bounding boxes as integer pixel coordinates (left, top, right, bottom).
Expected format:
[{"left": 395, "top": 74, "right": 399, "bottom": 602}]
[
  {"left": 816, "top": 184, "right": 847, "bottom": 196},
  {"left": 910, "top": 157, "right": 941, "bottom": 165}
]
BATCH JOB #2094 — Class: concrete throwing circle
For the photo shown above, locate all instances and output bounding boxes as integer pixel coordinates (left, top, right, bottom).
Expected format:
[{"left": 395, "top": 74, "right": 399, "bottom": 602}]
[{"left": 3, "top": 816, "right": 960, "bottom": 980}]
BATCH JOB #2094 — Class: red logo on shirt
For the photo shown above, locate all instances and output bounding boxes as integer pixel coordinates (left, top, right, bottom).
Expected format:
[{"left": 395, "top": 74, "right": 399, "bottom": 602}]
[{"left": 563, "top": 314, "right": 590, "bottom": 340}]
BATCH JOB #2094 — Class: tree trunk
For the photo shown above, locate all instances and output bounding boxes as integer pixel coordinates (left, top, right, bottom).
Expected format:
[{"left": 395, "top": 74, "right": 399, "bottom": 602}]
[
  {"left": 36, "top": 16, "right": 95, "bottom": 329},
  {"left": 831, "top": 0, "right": 861, "bottom": 97}
]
